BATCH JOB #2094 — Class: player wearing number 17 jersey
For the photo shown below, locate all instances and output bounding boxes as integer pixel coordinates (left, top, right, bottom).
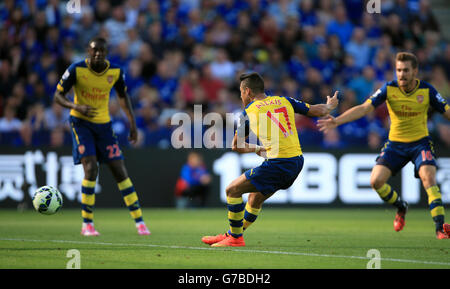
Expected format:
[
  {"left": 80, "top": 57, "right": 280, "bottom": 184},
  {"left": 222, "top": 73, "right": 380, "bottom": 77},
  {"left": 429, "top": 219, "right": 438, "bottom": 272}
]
[
  {"left": 202, "top": 72, "right": 339, "bottom": 247},
  {"left": 54, "top": 37, "right": 150, "bottom": 236}
]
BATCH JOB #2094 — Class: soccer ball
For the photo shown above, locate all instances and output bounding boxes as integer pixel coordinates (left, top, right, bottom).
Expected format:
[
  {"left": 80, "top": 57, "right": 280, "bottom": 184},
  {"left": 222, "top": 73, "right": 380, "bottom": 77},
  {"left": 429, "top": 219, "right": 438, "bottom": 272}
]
[{"left": 32, "top": 186, "right": 63, "bottom": 215}]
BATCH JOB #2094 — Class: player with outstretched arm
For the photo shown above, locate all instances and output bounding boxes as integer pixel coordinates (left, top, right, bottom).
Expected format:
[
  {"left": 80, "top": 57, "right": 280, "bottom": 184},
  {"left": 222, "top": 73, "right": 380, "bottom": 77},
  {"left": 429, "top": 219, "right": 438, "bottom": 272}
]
[
  {"left": 202, "top": 72, "right": 339, "bottom": 247},
  {"left": 54, "top": 37, "right": 150, "bottom": 236},
  {"left": 318, "top": 52, "right": 450, "bottom": 239}
]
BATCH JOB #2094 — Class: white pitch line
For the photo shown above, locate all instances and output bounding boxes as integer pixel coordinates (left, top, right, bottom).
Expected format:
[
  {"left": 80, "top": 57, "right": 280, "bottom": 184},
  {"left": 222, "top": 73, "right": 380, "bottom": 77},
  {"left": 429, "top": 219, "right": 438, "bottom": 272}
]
[{"left": 1, "top": 237, "right": 450, "bottom": 267}]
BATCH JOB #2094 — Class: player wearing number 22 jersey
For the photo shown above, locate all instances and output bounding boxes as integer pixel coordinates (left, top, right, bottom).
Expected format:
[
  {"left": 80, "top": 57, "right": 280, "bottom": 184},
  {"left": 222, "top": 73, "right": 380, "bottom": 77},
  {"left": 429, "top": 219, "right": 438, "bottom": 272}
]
[
  {"left": 202, "top": 72, "right": 339, "bottom": 247},
  {"left": 54, "top": 37, "right": 150, "bottom": 236}
]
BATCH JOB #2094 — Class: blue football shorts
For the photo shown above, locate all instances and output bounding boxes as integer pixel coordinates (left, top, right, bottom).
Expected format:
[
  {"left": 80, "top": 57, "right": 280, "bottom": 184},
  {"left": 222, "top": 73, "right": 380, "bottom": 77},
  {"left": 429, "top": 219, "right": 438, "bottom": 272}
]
[
  {"left": 244, "top": 155, "right": 304, "bottom": 196},
  {"left": 376, "top": 136, "right": 437, "bottom": 178},
  {"left": 69, "top": 116, "right": 124, "bottom": 165}
]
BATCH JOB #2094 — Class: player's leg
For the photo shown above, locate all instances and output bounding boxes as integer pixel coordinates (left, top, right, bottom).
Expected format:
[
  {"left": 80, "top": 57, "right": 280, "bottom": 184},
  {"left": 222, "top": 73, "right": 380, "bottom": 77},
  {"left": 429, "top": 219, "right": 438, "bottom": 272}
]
[
  {"left": 202, "top": 188, "right": 267, "bottom": 245},
  {"left": 370, "top": 164, "right": 408, "bottom": 231},
  {"left": 107, "top": 159, "right": 150, "bottom": 235},
  {"left": 413, "top": 138, "right": 449, "bottom": 238},
  {"left": 95, "top": 120, "right": 149, "bottom": 235},
  {"left": 243, "top": 192, "right": 274, "bottom": 231},
  {"left": 373, "top": 141, "right": 408, "bottom": 207},
  {"left": 80, "top": 156, "right": 100, "bottom": 236},
  {"left": 418, "top": 165, "right": 448, "bottom": 239},
  {"left": 203, "top": 174, "right": 257, "bottom": 247},
  {"left": 69, "top": 116, "right": 100, "bottom": 236},
  {"left": 210, "top": 156, "right": 303, "bottom": 247},
  {"left": 370, "top": 164, "right": 395, "bottom": 203},
  {"left": 212, "top": 174, "right": 257, "bottom": 247}
]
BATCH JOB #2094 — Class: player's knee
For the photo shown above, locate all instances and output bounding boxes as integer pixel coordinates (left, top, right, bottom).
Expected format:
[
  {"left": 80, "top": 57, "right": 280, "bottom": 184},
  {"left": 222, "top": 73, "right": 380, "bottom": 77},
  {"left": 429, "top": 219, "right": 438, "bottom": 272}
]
[
  {"left": 225, "top": 184, "right": 240, "bottom": 198},
  {"left": 370, "top": 178, "right": 385, "bottom": 190},
  {"left": 108, "top": 160, "right": 128, "bottom": 182},
  {"left": 419, "top": 166, "right": 436, "bottom": 188},
  {"left": 247, "top": 194, "right": 263, "bottom": 209},
  {"left": 225, "top": 185, "right": 234, "bottom": 196},
  {"left": 83, "top": 162, "right": 98, "bottom": 179},
  {"left": 420, "top": 173, "right": 435, "bottom": 188}
]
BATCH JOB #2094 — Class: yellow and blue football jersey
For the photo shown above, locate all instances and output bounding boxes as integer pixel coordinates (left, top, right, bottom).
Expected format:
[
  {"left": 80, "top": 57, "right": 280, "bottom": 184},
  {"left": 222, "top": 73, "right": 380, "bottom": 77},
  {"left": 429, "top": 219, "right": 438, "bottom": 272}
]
[
  {"left": 366, "top": 80, "right": 449, "bottom": 143},
  {"left": 237, "top": 95, "right": 310, "bottom": 159},
  {"left": 56, "top": 59, "right": 127, "bottom": 124}
]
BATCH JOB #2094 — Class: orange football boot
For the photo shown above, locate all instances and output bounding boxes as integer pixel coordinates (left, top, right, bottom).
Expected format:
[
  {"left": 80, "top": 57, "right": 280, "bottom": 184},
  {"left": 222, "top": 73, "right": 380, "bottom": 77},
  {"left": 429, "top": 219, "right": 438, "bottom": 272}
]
[
  {"left": 437, "top": 223, "right": 450, "bottom": 239},
  {"left": 436, "top": 230, "right": 450, "bottom": 239},
  {"left": 201, "top": 233, "right": 228, "bottom": 245},
  {"left": 211, "top": 235, "right": 245, "bottom": 247},
  {"left": 443, "top": 223, "right": 450, "bottom": 235},
  {"left": 393, "top": 201, "right": 408, "bottom": 232}
]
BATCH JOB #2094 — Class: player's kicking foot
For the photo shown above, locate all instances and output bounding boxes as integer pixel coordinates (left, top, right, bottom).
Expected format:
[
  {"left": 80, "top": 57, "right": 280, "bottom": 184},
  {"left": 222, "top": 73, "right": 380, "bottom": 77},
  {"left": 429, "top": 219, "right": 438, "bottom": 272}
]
[
  {"left": 201, "top": 233, "right": 228, "bottom": 245},
  {"left": 443, "top": 223, "right": 450, "bottom": 235},
  {"left": 211, "top": 235, "right": 245, "bottom": 247},
  {"left": 393, "top": 201, "right": 408, "bottom": 232},
  {"left": 136, "top": 223, "right": 151, "bottom": 235},
  {"left": 81, "top": 223, "right": 100, "bottom": 236},
  {"left": 436, "top": 223, "right": 450, "bottom": 239}
]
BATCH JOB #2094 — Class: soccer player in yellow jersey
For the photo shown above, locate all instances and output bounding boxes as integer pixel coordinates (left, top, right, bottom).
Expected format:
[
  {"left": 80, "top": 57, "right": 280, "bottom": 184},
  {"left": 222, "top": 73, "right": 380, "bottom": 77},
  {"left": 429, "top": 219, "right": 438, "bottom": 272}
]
[
  {"left": 318, "top": 52, "right": 450, "bottom": 239},
  {"left": 202, "top": 72, "right": 339, "bottom": 247},
  {"left": 54, "top": 37, "right": 150, "bottom": 236}
]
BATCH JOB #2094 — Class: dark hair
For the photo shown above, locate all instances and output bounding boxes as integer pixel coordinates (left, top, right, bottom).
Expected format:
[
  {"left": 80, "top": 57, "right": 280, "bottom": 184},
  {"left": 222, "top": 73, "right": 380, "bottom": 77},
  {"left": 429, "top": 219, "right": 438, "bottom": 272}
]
[
  {"left": 239, "top": 72, "right": 265, "bottom": 94},
  {"left": 396, "top": 52, "right": 418, "bottom": 69}
]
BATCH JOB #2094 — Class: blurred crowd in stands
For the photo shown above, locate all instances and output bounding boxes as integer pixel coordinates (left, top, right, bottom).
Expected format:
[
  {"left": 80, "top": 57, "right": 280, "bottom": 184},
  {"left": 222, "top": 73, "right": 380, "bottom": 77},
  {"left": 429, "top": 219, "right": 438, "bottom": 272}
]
[{"left": 0, "top": 0, "right": 449, "bottom": 150}]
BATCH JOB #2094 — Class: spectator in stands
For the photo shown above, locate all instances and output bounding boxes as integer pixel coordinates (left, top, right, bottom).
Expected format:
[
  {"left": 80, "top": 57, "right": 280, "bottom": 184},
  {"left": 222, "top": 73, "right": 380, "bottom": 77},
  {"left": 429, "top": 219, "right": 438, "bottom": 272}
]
[
  {"left": 267, "top": 0, "right": 299, "bottom": 29},
  {"left": 361, "top": 11, "right": 382, "bottom": 46},
  {"left": 109, "top": 97, "right": 130, "bottom": 147},
  {"left": 326, "top": 4, "right": 354, "bottom": 45},
  {"left": 49, "top": 126, "right": 66, "bottom": 147},
  {"left": 125, "top": 59, "right": 145, "bottom": 99},
  {"left": 150, "top": 59, "right": 178, "bottom": 106},
  {"left": 109, "top": 41, "right": 132, "bottom": 71},
  {"left": 321, "top": 128, "right": 345, "bottom": 149},
  {"left": 316, "top": 0, "right": 334, "bottom": 26},
  {"left": 371, "top": 49, "right": 393, "bottom": 81},
  {"left": 391, "top": 0, "right": 411, "bottom": 24},
  {"left": 299, "top": 0, "right": 318, "bottom": 27},
  {"left": 345, "top": 27, "right": 371, "bottom": 69},
  {"left": 311, "top": 43, "right": 335, "bottom": 84},
  {"left": 44, "top": 101, "right": 70, "bottom": 131},
  {"left": 261, "top": 48, "right": 288, "bottom": 89},
  {"left": 430, "top": 65, "right": 450, "bottom": 148},
  {"left": 174, "top": 151, "right": 211, "bottom": 209},
  {"left": 177, "top": 68, "right": 207, "bottom": 107},
  {"left": 383, "top": 14, "right": 406, "bottom": 48},
  {"left": 348, "top": 66, "right": 376, "bottom": 104},
  {"left": 340, "top": 54, "right": 360, "bottom": 85},
  {"left": 200, "top": 64, "right": 225, "bottom": 103},
  {"left": 0, "top": 105, "right": 21, "bottom": 133},
  {"left": 104, "top": 5, "right": 128, "bottom": 46},
  {"left": 410, "top": 0, "right": 440, "bottom": 33},
  {"left": 0, "top": 0, "right": 448, "bottom": 149},
  {"left": 209, "top": 48, "right": 235, "bottom": 85},
  {"left": 75, "top": 9, "right": 99, "bottom": 50}
]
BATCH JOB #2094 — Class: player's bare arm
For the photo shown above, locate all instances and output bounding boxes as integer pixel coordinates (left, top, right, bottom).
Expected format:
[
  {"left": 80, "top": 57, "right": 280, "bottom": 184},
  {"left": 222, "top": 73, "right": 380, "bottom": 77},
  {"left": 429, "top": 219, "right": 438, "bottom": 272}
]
[
  {"left": 306, "top": 91, "right": 339, "bottom": 117},
  {"left": 116, "top": 89, "right": 138, "bottom": 144},
  {"left": 317, "top": 100, "right": 374, "bottom": 133},
  {"left": 231, "top": 133, "right": 266, "bottom": 157},
  {"left": 53, "top": 90, "right": 98, "bottom": 118},
  {"left": 443, "top": 108, "right": 450, "bottom": 121}
]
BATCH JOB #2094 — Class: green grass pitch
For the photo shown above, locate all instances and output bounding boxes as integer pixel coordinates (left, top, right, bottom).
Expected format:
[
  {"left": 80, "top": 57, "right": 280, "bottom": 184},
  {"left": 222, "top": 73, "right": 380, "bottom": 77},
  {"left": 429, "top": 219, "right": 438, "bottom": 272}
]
[{"left": 0, "top": 208, "right": 449, "bottom": 269}]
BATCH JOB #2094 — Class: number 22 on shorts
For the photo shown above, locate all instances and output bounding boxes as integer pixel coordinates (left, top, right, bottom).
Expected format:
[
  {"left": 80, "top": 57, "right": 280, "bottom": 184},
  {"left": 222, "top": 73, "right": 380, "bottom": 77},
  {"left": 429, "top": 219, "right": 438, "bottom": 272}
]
[{"left": 106, "top": 144, "right": 121, "bottom": 159}]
